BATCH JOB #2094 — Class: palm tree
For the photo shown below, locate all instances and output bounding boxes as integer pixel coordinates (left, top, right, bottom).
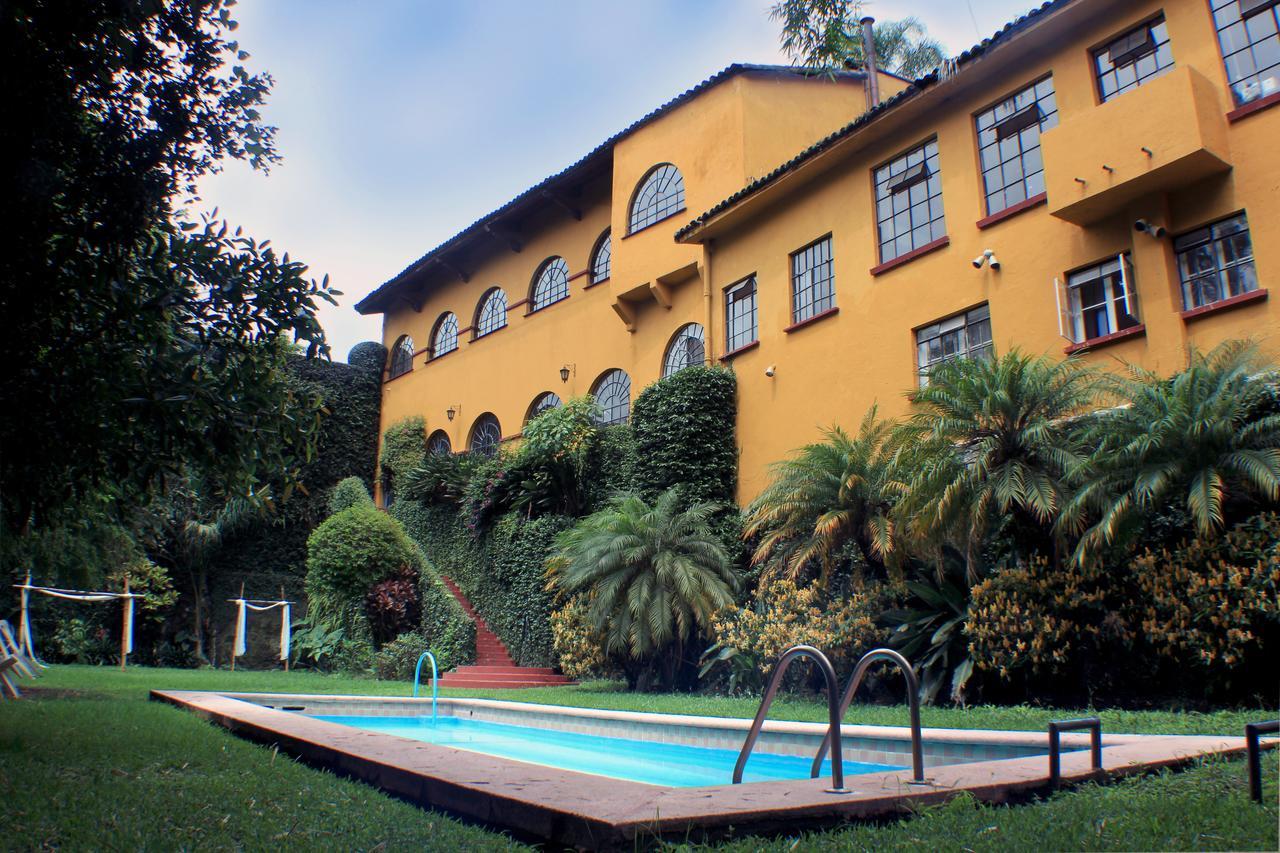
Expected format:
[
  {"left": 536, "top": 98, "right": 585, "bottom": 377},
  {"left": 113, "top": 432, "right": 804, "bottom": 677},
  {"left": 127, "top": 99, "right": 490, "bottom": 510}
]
[
  {"left": 1061, "top": 340, "right": 1280, "bottom": 563},
  {"left": 744, "top": 406, "right": 904, "bottom": 586},
  {"left": 547, "top": 489, "right": 740, "bottom": 690},
  {"left": 770, "top": 2, "right": 946, "bottom": 78},
  {"left": 894, "top": 351, "right": 1098, "bottom": 579}
]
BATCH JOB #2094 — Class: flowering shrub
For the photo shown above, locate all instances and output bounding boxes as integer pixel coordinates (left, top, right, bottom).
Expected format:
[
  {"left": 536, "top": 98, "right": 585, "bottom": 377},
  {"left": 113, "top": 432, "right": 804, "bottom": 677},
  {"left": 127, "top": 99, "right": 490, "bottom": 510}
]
[
  {"left": 965, "top": 557, "right": 1122, "bottom": 681},
  {"left": 549, "top": 595, "right": 615, "bottom": 680},
  {"left": 705, "top": 578, "right": 883, "bottom": 690},
  {"left": 1130, "top": 513, "right": 1279, "bottom": 671}
]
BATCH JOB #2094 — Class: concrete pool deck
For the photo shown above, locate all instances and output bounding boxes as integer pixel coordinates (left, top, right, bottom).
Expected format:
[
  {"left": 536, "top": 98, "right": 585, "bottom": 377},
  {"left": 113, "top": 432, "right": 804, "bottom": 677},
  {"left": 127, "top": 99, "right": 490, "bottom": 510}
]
[{"left": 152, "top": 689, "right": 1259, "bottom": 849}]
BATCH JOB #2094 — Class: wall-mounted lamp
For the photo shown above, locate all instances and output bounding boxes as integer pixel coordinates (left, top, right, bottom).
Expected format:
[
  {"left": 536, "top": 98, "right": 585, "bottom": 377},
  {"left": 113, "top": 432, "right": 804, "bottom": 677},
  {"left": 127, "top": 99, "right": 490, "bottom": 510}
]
[
  {"left": 972, "top": 249, "right": 1001, "bottom": 271},
  {"left": 446, "top": 404, "right": 461, "bottom": 422},
  {"left": 559, "top": 364, "right": 575, "bottom": 384}
]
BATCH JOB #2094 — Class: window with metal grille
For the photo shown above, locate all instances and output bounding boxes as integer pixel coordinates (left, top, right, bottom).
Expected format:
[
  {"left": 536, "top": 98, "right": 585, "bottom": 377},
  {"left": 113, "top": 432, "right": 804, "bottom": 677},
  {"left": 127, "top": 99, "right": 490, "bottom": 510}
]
[
  {"left": 531, "top": 257, "right": 570, "bottom": 310},
  {"left": 1211, "top": 0, "right": 1280, "bottom": 105},
  {"left": 430, "top": 313, "right": 458, "bottom": 358},
  {"left": 592, "top": 369, "right": 631, "bottom": 425},
  {"left": 791, "top": 236, "right": 835, "bottom": 323},
  {"left": 1061, "top": 256, "right": 1140, "bottom": 343},
  {"left": 629, "top": 164, "right": 686, "bottom": 233},
  {"left": 468, "top": 414, "right": 502, "bottom": 457},
  {"left": 915, "top": 304, "right": 994, "bottom": 386},
  {"left": 662, "top": 324, "right": 705, "bottom": 377},
  {"left": 427, "top": 430, "right": 452, "bottom": 456},
  {"left": 975, "top": 77, "right": 1059, "bottom": 215},
  {"left": 1174, "top": 213, "right": 1258, "bottom": 310},
  {"left": 527, "top": 392, "right": 562, "bottom": 423},
  {"left": 725, "top": 277, "right": 758, "bottom": 353},
  {"left": 874, "top": 140, "right": 945, "bottom": 264},
  {"left": 388, "top": 335, "right": 414, "bottom": 378},
  {"left": 1093, "top": 16, "right": 1174, "bottom": 102},
  {"left": 591, "top": 231, "right": 611, "bottom": 283},
  {"left": 475, "top": 288, "right": 507, "bottom": 337}
]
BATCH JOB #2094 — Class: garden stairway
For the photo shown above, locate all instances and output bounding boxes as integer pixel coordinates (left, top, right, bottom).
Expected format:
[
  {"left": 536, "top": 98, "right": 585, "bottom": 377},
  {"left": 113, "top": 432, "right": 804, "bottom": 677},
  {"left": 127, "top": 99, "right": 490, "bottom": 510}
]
[{"left": 436, "top": 576, "right": 574, "bottom": 689}]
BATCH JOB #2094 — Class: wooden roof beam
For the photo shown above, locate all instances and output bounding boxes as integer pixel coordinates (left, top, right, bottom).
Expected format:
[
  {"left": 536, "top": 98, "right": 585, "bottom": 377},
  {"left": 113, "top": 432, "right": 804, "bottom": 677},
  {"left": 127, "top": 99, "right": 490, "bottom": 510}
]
[
  {"left": 541, "top": 188, "right": 582, "bottom": 221},
  {"left": 433, "top": 255, "right": 470, "bottom": 283},
  {"left": 484, "top": 222, "right": 523, "bottom": 253}
]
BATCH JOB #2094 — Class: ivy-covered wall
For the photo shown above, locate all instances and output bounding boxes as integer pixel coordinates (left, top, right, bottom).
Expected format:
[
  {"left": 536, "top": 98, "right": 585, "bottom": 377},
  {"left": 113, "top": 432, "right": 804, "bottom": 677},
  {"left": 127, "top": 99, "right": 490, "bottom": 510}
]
[
  {"left": 392, "top": 501, "right": 567, "bottom": 667},
  {"left": 208, "top": 352, "right": 382, "bottom": 665}
]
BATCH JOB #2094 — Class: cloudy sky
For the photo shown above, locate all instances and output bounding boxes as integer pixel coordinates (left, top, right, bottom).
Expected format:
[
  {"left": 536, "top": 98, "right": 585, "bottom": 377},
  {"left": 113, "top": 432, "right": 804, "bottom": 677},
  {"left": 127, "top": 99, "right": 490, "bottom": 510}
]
[{"left": 198, "top": 0, "right": 1041, "bottom": 361}]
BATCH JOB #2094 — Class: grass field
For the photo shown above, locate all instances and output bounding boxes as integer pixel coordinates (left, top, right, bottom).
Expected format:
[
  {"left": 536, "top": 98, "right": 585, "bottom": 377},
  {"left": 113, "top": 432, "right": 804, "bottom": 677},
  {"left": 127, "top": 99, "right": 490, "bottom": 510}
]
[{"left": 1, "top": 665, "right": 1275, "bottom": 851}]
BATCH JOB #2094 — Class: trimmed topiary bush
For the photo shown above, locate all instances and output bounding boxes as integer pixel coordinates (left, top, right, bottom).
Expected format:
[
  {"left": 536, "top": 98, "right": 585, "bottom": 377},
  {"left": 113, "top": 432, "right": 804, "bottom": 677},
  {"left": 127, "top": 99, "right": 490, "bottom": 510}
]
[
  {"left": 304, "top": 505, "right": 420, "bottom": 635},
  {"left": 346, "top": 341, "right": 388, "bottom": 374},
  {"left": 630, "top": 366, "right": 737, "bottom": 505},
  {"left": 328, "top": 476, "right": 373, "bottom": 514}
]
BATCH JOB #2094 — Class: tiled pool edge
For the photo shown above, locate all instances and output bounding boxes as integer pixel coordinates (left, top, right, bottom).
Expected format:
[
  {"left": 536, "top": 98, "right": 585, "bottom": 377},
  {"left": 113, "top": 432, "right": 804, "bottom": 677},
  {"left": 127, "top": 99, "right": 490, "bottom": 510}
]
[{"left": 151, "top": 689, "right": 1254, "bottom": 849}]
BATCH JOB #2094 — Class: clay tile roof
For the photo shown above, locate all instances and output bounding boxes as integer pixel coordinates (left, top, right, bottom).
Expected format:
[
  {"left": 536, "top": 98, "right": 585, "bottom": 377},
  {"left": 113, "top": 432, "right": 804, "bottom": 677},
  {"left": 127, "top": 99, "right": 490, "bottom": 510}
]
[
  {"left": 356, "top": 64, "right": 867, "bottom": 315},
  {"left": 674, "top": 0, "right": 1072, "bottom": 242}
]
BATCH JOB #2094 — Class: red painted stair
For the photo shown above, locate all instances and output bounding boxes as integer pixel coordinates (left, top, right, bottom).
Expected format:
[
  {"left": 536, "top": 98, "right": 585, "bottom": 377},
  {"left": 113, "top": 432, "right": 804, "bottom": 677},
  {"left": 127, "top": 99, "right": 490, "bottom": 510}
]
[{"left": 436, "top": 576, "right": 574, "bottom": 689}]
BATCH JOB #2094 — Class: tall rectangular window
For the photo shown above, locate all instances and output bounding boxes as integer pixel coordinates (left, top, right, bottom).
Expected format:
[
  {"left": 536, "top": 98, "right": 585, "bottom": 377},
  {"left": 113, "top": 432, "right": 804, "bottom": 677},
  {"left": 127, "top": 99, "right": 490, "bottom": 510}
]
[
  {"left": 915, "top": 304, "right": 993, "bottom": 386},
  {"left": 724, "top": 276, "right": 758, "bottom": 353},
  {"left": 975, "top": 77, "right": 1059, "bottom": 215},
  {"left": 1093, "top": 16, "right": 1175, "bottom": 102},
  {"left": 1211, "top": 0, "right": 1280, "bottom": 105},
  {"left": 790, "top": 236, "right": 834, "bottom": 323},
  {"left": 1174, "top": 213, "right": 1258, "bottom": 310},
  {"left": 1063, "top": 256, "right": 1140, "bottom": 343},
  {"left": 874, "top": 139, "right": 945, "bottom": 264}
]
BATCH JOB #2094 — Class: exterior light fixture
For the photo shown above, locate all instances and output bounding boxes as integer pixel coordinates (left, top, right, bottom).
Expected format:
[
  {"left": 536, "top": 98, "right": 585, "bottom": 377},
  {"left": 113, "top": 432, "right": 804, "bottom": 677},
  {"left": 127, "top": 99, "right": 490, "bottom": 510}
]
[
  {"left": 560, "top": 364, "right": 575, "bottom": 383},
  {"left": 972, "top": 249, "right": 1000, "bottom": 271},
  {"left": 446, "top": 405, "right": 459, "bottom": 422}
]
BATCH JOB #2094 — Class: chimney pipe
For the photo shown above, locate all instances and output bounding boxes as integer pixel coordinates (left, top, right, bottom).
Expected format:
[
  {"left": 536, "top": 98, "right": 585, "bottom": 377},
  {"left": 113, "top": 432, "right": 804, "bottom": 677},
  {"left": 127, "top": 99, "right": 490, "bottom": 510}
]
[{"left": 860, "top": 16, "right": 880, "bottom": 107}]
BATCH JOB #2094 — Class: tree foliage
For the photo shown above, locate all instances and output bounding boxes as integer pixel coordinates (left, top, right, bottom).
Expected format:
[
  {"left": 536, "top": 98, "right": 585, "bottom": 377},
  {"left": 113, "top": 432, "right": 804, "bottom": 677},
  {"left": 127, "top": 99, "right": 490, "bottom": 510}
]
[
  {"left": 1062, "top": 341, "right": 1280, "bottom": 563},
  {"left": 548, "top": 490, "right": 740, "bottom": 689},
  {"left": 1, "top": 0, "right": 336, "bottom": 532},
  {"left": 770, "top": 2, "right": 946, "bottom": 77},
  {"left": 745, "top": 406, "right": 904, "bottom": 585}
]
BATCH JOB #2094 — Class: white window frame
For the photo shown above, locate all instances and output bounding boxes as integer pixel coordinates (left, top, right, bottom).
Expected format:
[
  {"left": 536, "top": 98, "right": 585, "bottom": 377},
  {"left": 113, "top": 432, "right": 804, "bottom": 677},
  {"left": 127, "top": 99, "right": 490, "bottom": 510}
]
[{"left": 1056, "top": 254, "right": 1139, "bottom": 344}]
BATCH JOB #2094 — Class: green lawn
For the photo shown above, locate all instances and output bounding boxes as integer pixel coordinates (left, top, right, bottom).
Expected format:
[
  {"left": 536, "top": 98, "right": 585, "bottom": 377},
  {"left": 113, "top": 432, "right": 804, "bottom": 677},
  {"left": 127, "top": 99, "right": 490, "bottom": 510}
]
[{"left": 1, "top": 665, "right": 1275, "bottom": 851}]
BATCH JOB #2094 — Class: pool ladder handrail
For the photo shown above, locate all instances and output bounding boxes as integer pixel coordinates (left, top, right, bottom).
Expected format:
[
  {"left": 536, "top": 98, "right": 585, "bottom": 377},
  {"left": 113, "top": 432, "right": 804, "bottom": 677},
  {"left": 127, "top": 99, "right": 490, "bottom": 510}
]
[
  {"left": 412, "top": 651, "right": 438, "bottom": 724},
  {"left": 732, "top": 644, "right": 851, "bottom": 793},
  {"left": 809, "top": 647, "right": 926, "bottom": 785}
]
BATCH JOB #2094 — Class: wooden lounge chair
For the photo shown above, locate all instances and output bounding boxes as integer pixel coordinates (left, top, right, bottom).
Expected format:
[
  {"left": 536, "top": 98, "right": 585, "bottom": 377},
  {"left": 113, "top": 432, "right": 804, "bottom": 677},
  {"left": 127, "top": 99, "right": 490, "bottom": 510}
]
[
  {"left": 0, "top": 620, "right": 39, "bottom": 678},
  {"left": 0, "top": 656, "right": 20, "bottom": 699}
]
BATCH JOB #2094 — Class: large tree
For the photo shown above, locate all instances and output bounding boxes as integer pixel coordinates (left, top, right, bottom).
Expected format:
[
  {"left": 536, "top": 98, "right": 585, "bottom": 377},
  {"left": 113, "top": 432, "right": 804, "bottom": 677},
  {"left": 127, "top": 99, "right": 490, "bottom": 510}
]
[
  {"left": 770, "top": 2, "right": 946, "bottom": 78},
  {"left": 1, "top": 0, "right": 337, "bottom": 535}
]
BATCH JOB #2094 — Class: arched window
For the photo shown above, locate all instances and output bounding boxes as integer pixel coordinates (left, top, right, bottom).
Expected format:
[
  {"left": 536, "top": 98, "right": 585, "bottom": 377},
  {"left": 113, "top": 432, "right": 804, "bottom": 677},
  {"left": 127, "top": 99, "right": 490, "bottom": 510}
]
[
  {"left": 531, "top": 257, "right": 570, "bottom": 311},
  {"left": 388, "top": 335, "right": 415, "bottom": 378},
  {"left": 468, "top": 413, "right": 502, "bottom": 456},
  {"left": 629, "top": 164, "right": 686, "bottom": 233},
  {"left": 526, "top": 392, "right": 562, "bottom": 424},
  {"left": 662, "top": 323, "right": 706, "bottom": 377},
  {"left": 591, "top": 369, "right": 632, "bottom": 426},
  {"left": 427, "top": 430, "right": 452, "bottom": 456},
  {"left": 475, "top": 288, "right": 507, "bottom": 338},
  {"left": 430, "top": 312, "right": 458, "bottom": 358},
  {"left": 590, "top": 230, "right": 611, "bottom": 284}
]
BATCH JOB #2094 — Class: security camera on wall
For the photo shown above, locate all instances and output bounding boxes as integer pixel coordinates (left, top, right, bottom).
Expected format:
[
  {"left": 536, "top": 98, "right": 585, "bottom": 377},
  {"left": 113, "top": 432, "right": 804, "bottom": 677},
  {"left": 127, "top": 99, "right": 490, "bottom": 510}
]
[
  {"left": 764, "top": 365, "right": 776, "bottom": 378},
  {"left": 1134, "top": 219, "right": 1167, "bottom": 238}
]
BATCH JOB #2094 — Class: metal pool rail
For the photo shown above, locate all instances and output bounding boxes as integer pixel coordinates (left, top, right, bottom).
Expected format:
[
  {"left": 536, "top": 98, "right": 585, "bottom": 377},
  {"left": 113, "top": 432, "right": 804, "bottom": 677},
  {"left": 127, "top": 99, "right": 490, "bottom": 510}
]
[{"left": 413, "top": 651, "right": 438, "bottom": 723}]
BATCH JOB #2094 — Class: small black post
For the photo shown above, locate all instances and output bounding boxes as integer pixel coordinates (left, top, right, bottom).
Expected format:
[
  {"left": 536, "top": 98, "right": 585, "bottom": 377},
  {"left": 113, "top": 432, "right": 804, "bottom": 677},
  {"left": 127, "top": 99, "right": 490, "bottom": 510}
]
[
  {"left": 1048, "top": 717, "right": 1103, "bottom": 789},
  {"left": 1245, "top": 720, "right": 1279, "bottom": 804}
]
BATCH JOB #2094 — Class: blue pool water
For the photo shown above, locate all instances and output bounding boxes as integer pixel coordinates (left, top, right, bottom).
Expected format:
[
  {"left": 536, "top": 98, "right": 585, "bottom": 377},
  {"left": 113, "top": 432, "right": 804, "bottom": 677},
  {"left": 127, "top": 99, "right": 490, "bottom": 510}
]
[{"left": 311, "top": 714, "right": 903, "bottom": 787}]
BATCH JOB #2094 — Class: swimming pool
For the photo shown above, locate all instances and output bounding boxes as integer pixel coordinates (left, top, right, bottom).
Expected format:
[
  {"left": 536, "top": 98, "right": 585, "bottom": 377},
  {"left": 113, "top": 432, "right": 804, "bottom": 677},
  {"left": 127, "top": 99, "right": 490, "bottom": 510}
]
[
  {"left": 153, "top": 689, "right": 1253, "bottom": 848},
  {"left": 311, "top": 712, "right": 901, "bottom": 786}
]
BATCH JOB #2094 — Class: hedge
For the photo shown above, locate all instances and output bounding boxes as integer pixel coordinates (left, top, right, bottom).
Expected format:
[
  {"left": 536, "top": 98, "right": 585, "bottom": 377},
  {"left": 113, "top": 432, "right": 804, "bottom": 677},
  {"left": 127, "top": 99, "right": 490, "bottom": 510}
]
[{"left": 630, "top": 366, "right": 737, "bottom": 505}]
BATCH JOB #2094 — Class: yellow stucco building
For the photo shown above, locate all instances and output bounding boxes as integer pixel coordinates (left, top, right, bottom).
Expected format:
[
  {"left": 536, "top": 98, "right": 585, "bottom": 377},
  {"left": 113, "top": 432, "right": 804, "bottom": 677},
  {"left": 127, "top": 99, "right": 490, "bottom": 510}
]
[{"left": 357, "top": 0, "right": 1279, "bottom": 505}]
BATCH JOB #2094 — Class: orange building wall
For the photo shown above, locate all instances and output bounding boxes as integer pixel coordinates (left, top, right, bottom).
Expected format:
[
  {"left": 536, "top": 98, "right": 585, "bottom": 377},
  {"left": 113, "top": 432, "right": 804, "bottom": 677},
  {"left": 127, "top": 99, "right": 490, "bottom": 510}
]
[{"left": 374, "top": 0, "right": 1279, "bottom": 507}]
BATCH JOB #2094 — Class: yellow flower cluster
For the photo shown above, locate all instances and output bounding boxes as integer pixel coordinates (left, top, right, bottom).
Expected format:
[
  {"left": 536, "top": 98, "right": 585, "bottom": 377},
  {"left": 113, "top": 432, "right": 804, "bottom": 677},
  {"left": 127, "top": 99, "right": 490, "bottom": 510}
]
[
  {"left": 1132, "top": 513, "right": 1279, "bottom": 668},
  {"left": 549, "top": 595, "right": 612, "bottom": 679},
  {"left": 965, "top": 556, "right": 1115, "bottom": 679},
  {"left": 710, "top": 578, "right": 883, "bottom": 677}
]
